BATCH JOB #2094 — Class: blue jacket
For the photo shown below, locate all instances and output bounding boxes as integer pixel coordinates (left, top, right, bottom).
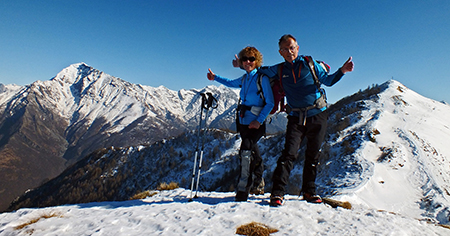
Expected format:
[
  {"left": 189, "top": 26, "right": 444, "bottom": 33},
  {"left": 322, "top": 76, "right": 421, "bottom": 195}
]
[
  {"left": 258, "top": 55, "right": 344, "bottom": 117},
  {"left": 214, "top": 69, "right": 274, "bottom": 125}
]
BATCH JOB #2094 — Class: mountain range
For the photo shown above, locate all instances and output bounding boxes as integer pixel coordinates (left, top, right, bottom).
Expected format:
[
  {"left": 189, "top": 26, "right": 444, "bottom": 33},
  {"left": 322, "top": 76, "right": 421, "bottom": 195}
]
[
  {"left": 0, "top": 63, "right": 289, "bottom": 212},
  {"left": 1, "top": 63, "right": 450, "bottom": 226}
]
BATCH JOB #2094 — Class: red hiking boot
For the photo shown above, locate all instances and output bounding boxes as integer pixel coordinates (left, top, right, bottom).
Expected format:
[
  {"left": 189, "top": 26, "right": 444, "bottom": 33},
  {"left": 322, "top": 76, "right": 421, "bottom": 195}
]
[
  {"left": 303, "top": 193, "right": 322, "bottom": 204},
  {"left": 269, "top": 195, "right": 284, "bottom": 207}
]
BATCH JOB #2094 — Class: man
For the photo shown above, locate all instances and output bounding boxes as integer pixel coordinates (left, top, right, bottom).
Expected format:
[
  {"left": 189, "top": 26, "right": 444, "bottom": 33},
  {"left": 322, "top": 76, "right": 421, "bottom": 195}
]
[{"left": 235, "top": 34, "right": 354, "bottom": 206}]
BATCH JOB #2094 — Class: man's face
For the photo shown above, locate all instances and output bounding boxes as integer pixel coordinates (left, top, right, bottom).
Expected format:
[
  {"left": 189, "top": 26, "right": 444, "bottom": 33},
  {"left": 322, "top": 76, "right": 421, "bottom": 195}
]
[{"left": 278, "top": 38, "right": 299, "bottom": 63}]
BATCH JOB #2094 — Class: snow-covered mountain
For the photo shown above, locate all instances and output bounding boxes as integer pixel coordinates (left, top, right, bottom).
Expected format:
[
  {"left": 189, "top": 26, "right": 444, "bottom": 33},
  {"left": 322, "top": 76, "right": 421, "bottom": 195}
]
[
  {"left": 7, "top": 62, "right": 240, "bottom": 142},
  {"left": 7, "top": 79, "right": 450, "bottom": 227},
  {"left": 0, "top": 63, "right": 289, "bottom": 212},
  {"left": 320, "top": 80, "right": 450, "bottom": 224}
]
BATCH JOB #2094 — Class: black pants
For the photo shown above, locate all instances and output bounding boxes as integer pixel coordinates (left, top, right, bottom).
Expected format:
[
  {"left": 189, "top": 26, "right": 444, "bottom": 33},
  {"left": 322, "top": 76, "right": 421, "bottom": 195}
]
[
  {"left": 237, "top": 123, "right": 265, "bottom": 192},
  {"left": 271, "top": 110, "right": 328, "bottom": 196}
]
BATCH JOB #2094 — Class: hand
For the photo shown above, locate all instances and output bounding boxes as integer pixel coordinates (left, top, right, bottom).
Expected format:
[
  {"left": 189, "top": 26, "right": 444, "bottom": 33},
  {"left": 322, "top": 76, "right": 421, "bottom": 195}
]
[
  {"left": 340, "top": 57, "right": 354, "bottom": 74},
  {"left": 232, "top": 54, "right": 240, "bottom": 68},
  {"left": 248, "top": 120, "right": 261, "bottom": 129},
  {"left": 207, "top": 68, "right": 215, "bottom": 81}
]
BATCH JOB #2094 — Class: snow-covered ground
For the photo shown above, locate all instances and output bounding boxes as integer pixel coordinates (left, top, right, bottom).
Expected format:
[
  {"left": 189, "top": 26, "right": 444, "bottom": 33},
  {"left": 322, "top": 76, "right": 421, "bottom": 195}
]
[
  {"left": 2, "top": 76, "right": 450, "bottom": 235},
  {"left": 0, "top": 188, "right": 449, "bottom": 235}
]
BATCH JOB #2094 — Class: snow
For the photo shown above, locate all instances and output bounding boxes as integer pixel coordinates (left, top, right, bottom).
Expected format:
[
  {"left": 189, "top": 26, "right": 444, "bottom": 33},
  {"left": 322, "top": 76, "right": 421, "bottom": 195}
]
[
  {"left": 314, "top": 80, "right": 450, "bottom": 226},
  {"left": 0, "top": 84, "right": 24, "bottom": 105},
  {"left": 1, "top": 67, "right": 450, "bottom": 235},
  {"left": 1, "top": 188, "right": 449, "bottom": 235},
  {"left": 1, "top": 63, "right": 241, "bottom": 137}
]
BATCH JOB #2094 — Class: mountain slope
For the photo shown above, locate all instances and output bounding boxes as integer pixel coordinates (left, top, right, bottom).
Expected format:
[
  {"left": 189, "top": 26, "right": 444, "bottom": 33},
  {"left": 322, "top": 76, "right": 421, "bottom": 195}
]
[
  {"left": 320, "top": 80, "right": 450, "bottom": 224},
  {"left": 7, "top": 80, "right": 450, "bottom": 225},
  {"left": 0, "top": 63, "right": 258, "bottom": 212}
]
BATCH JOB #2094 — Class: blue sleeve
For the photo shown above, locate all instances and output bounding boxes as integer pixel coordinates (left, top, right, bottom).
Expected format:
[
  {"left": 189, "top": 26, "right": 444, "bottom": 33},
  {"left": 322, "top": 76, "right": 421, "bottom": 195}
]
[
  {"left": 256, "top": 75, "right": 275, "bottom": 124},
  {"left": 214, "top": 75, "right": 243, "bottom": 88},
  {"left": 315, "top": 61, "right": 345, "bottom": 87},
  {"left": 257, "top": 65, "right": 279, "bottom": 78}
]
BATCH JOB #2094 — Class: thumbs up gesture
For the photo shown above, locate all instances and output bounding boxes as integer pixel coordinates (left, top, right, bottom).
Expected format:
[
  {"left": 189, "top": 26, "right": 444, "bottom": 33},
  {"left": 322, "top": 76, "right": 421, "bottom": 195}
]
[{"left": 340, "top": 57, "right": 354, "bottom": 74}]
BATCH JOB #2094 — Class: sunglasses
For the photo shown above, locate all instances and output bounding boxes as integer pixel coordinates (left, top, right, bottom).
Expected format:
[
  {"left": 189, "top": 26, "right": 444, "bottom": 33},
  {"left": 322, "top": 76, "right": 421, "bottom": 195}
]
[{"left": 240, "top": 56, "right": 256, "bottom": 62}]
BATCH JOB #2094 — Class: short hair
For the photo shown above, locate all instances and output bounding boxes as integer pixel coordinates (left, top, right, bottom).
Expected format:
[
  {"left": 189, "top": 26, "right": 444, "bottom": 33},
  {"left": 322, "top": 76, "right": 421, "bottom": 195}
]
[
  {"left": 278, "top": 34, "right": 297, "bottom": 48},
  {"left": 238, "top": 46, "right": 263, "bottom": 68}
]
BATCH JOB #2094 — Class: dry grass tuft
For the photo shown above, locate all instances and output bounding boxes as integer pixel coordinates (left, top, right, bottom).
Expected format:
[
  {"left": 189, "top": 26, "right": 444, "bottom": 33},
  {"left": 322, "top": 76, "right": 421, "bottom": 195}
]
[
  {"left": 236, "top": 222, "right": 279, "bottom": 236},
  {"left": 130, "top": 182, "right": 178, "bottom": 200},
  {"left": 14, "top": 212, "right": 63, "bottom": 230},
  {"left": 322, "top": 198, "right": 352, "bottom": 209},
  {"left": 157, "top": 182, "right": 179, "bottom": 191},
  {"left": 438, "top": 224, "right": 450, "bottom": 230},
  {"left": 342, "top": 201, "right": 353, "bottom": 210},
  {"left": 130, "top": 190, "right": 158, "bottom": 200}
]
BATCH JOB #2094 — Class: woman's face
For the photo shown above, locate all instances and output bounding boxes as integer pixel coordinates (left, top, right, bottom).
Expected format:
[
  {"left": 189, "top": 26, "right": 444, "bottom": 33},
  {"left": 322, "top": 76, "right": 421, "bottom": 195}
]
[{"left": 240, "top": 54, "right": 257, "bottom": 73}]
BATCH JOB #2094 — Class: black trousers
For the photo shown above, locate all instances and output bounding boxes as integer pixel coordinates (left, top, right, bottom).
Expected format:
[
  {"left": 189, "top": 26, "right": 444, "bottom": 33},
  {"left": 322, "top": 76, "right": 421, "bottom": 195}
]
[
  {"left": 237, "top": 123, "right": 265, "bottom": 192},
  {"left": 271, "top": 110, "right": 328, "bottom": 196}
]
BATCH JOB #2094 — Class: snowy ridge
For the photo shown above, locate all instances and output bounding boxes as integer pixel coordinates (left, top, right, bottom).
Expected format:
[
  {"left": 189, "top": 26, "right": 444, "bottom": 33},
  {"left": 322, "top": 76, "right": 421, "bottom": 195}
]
[
  {"left": 322, "top": 80, "right": 450, "bottom": 224},
  {"left": 2, "top": 63, "right": 240, "bottom": 135},
  {"left": 0, "top": 83, "right": 24, "bottom": 106}
]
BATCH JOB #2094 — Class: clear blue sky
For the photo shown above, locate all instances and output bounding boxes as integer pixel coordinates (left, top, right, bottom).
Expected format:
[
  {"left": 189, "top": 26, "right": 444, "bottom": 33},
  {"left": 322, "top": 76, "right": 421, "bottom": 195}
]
[{"left": 1, "top": 0, "right": 449, "bottom": 104}]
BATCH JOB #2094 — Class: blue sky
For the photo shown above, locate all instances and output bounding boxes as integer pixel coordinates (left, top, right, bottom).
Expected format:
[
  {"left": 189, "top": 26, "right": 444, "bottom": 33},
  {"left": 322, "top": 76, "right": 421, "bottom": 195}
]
[{"left": 1, "top": 0, "right": 449, "bottom": 104}]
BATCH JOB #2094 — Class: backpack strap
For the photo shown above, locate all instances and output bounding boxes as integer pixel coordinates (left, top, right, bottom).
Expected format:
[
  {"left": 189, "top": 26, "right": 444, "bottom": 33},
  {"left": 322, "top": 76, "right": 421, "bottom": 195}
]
[
  {"left": 282, "top": 56, "right": 329, "bottom": 124},
  {"left": 304, "top": 56, "right": 321, "bottom": 91},
  {"left": 240, "top": 72, "right": 267, "bottom": 105},
  {"left": 256, "top": 72, "right": 265, "bottom": 104}
]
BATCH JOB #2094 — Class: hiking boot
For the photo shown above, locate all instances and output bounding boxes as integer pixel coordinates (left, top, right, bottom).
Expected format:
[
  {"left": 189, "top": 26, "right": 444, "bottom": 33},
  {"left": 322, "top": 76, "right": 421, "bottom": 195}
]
[
  {"left": 250, "top": 179, "right": 265, "bottom": 195},
  {"left": 235, "top": 191, "right": 248, "bottom": 202},
  {"left": 269, "top": 195, "right": 284, "bottom": 207},
  {"left": 249, "top": 188, "right": 264, "bottom": 195},
  {"left": 303, "top": 193, "right": 322, "bottom": 204}
]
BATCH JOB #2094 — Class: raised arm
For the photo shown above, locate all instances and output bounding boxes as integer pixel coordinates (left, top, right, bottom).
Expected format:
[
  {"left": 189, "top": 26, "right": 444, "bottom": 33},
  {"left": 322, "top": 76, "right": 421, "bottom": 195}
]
[
  {"left": 207, "top": 68, "right": 243, "bottom": 88},
  {"left": 318, "top": 57, "right": 354, "bottom": 86}
]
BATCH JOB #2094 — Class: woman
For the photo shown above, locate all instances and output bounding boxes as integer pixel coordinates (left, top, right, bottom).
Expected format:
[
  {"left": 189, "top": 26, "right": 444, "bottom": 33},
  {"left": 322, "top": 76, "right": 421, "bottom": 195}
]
[{"left": 207, "top": 46, "right": 274, "bottom": 201}]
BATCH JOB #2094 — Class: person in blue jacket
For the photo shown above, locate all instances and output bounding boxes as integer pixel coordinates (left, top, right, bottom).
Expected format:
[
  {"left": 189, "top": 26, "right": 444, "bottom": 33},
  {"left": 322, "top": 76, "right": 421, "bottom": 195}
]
[
  {"left": 235, "top": 34, "right": 354, "bottom": 206},
  {"left": 207, "top": 46, "right": 274, "bottom": 201}
]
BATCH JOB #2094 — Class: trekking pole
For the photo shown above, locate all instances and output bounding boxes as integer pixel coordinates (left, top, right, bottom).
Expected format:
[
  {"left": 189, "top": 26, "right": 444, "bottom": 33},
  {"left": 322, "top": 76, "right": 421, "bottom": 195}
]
[
  {"left": 193, "top": 93, "right": 218, "bottom": 198},
  {"left": 189, "top": 93, "right": 207, "bottom": 201},
  {"left": 189, "top": 92, "right": 218, "bottom": 200},
  {"left": 205, "top": 92, "right": 219, "bottom": 110}
]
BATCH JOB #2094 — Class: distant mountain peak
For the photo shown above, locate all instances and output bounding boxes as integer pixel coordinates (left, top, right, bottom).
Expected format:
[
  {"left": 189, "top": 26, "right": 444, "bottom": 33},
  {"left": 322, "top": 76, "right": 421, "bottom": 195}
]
[{"left": 52, "top": 62, "right": 103, "bottom": 85}]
